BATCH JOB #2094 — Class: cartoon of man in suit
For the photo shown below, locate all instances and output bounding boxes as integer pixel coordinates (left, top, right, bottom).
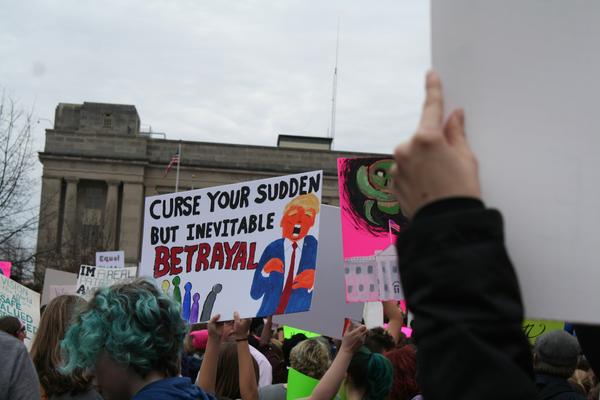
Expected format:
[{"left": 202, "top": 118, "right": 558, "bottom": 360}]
[{"left": 251, "top": 193, "right": 320, "bottom": 316}]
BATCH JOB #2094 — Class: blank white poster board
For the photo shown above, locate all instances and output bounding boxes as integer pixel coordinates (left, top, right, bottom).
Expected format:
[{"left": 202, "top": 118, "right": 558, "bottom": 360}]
[
  {"left": 431, "top": 0, "right": 600, "bottom": 322},
  {"left": 275, "top": 206, "right": 363, "bottom": 339}
]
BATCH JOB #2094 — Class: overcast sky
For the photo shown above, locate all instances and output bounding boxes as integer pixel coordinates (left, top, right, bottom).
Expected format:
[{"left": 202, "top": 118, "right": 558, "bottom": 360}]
[{"left": 1, "top": 0, "right": 430, "bottom": 155}]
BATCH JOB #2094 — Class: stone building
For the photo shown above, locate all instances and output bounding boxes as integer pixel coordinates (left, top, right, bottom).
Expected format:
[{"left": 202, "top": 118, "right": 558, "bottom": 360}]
[{"left": 35, "top": 102, "right": 384, "bottom": 281}]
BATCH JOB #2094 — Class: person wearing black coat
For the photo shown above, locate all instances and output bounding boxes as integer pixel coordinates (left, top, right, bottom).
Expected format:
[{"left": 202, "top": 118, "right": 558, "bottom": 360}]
[{"left": 391, "top": 71, "right": 538, "bottom": 399}]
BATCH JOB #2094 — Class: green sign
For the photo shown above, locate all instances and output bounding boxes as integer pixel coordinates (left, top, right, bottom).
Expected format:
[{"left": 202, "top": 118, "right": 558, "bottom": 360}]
[
  {"left": 523, "top": 319, "right": 564, "bottom": 344},
  {"left": 284, "top": 325, "right": 321, "bottom": 340}
]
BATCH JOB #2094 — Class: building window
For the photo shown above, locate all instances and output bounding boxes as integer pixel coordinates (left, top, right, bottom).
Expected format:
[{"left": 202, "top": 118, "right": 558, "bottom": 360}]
[
  {"left": 367, "top": 265, "right": 373, "bottom": 274},
  {"left": 382, "top": 265, "right": 386, "bottom": 273},
  {"left": 82, "top": 224, "right": 100, "bottom": 248},
  {"left": 85, "top": 187, "right": 104, "bottom": 209},
  {"left": 348, "top": 285, "right": 353, "bottom": 293},
  {"left": 103, "top": 113, "right": 112, "bottom": 128},
  {"left": 356, "top": 266, "right": 361, "bottom": 274},
  {"left": 392, "top": 265, "right": 398, "bottom": 273},
  {"left": 393, "top": 282, "right": 401, "bottom": 294},
  {"left": 358, "top": 284, "right": 364, "bottom": 292},
  {"left": 369, "top": 284, "right": 375, "bottom": 292},
  {"left": 344, "top": 267, "right": 349, "bottom": 274},
  {"left": 384, "top": 284, "right": 389, "bottom": 292}
]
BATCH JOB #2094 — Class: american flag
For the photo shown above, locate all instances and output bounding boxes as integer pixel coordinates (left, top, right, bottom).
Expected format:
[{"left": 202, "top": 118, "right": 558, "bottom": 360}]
[
  {"left": 388, "top": 219, "right": 401, "bottom": 243},
  {"left": 164, "top": 149, "right": 180, "bottom": 177}
]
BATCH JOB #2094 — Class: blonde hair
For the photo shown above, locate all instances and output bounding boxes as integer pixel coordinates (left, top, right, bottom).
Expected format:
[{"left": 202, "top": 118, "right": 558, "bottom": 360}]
[
  {"left": 284, "top": 193, "right": 320, "bottom": 215},
  {"left": 290, "top": 338, "right": 331, "bottom": 379}
]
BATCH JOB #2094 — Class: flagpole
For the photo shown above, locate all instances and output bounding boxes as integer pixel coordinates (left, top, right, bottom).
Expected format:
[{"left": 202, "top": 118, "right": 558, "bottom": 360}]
[{"left": 175, "top": 142, "right": 181, "bottom": 192}]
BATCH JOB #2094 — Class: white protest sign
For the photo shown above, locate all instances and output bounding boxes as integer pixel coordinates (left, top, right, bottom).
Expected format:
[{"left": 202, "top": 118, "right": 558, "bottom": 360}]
[
  {"left": 76, "top": 265, "right": 137, "bottom": 299},
  {"left": 41, "top": 268, "right": 77, "bottom": 306},
  {"left": 139, "top": 171, "right": 323, "bottom": 322},
  {"left": 96, "top": 251, "right": 125, "bottom": 269},
  {"left": 275, "top": 205, "right": 363, "bottom": 339},
  {"left": 48, "top": 285, "right": 76, "bottom": 302},
  {"left": 363, "top": 302, "right": 384, "bottom": 330},
  {"left": 0, "top": 274, "right": 40, "bottom": 349},
  {"left": 432, "top": 1, "right": 600, "bottom": 322}
]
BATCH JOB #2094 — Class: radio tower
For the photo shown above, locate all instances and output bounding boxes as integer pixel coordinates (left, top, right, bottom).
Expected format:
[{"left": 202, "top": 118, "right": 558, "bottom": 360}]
[{"left": 329, "top": 17, "right": 340, "bottom": 145}]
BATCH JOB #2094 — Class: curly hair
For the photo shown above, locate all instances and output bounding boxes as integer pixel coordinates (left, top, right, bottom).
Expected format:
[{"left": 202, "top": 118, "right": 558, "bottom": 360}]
[
  {"left": 60, "top": 278, "right": 187, "bottom": 378},
  {"left": 365, "top": 327, "right": 396, "bottom": 354},
  {"left": 290, "top": 338, "right": 331, "bottom": 379},
  {"left": 30, "top": 295, "right": 91, "bottom": 396},
  {"left": 384, "top": 345, "right": 419, "bottom": 400}
]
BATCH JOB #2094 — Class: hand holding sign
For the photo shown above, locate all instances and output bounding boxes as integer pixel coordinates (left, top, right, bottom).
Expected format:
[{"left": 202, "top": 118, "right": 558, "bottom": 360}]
[
  {"left": 263, "top": 258, "right": 284, "bottom": 275},
  {"left": 292, "top": 269, "right": 315, "bottom": 290},
  {"left": 340, "top": 325, "right": 368, "bottom": 355},
  {"left": 233, "top": 311, "right": 251, "bottom": 340},
  {"left": 392, "top": 71, "right": 481, "bottom": 218},
  {"left": 207, "top": 314, "right": 224, "bottom": 341}
]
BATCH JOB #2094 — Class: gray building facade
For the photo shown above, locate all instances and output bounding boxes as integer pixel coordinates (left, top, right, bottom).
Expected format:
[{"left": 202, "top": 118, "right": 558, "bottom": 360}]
[{"left": 35, "top": 102, "right": 384, "bottom": 281}]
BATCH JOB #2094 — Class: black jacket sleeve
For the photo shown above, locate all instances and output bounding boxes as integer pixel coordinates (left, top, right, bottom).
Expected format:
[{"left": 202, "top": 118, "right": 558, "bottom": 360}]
[{"left": 396, "top": 198, "right": 537, "bottom": 400}]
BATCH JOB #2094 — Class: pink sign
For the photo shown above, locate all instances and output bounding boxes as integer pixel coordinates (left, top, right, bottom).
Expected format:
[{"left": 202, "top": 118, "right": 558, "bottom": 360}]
[
  {"left": 0, "top": 261, "right": 11, "bottom": 277},
  {"left": 338, "top": 158, "right": 407, "bottom": 302}
]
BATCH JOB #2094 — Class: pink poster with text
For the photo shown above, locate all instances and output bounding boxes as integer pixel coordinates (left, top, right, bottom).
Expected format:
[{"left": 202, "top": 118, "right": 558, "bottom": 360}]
[
  {"left": 338, "top": 158, "right": 407, "bottom": 302},
  {"left": 0, "top": 261, "right": 11, "bottom": 277}
]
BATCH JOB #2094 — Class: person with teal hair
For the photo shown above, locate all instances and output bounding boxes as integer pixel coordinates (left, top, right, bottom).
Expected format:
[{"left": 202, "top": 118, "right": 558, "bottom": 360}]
[
  {"left": 308, "top": 324, "right": 393, "bottom": 400},
  {"left": 60, "top": 278, "right": 216, "bottom": 400}
]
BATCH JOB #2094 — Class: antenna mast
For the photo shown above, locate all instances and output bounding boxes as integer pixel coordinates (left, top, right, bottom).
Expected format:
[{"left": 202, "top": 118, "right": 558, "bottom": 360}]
[{"left": 329, "top": 17, "right": 340, "bottom": 141}]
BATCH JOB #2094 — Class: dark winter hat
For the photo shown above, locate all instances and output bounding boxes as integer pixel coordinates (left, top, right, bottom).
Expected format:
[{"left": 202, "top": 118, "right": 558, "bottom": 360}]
[{"left": 534, "top": 330, "right": 580, "bottom": 367}]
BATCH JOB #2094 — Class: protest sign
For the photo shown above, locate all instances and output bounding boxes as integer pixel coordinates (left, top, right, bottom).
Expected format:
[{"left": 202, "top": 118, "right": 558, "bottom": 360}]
[
  {"left": 0, "top": 261, "right": 11, "bottom": 277},
  {"left": 96, "top": 251, "right": 125, "bottom": 269},
  {"left": 48, "top": 285, "right": 77, "bottom": 302},
  {"left": 431, "top": 1, "right": 600, "bottom": 322},
  {"left": 0, "top": 274, "right": 40, "bottom": 349},
  {"left": 363, "top": 302, "right": 384, "bottom": 329},
  {"left": 274, "top": 205, "right": 363, "bottom": 339},
  {"left": 286, "top": 367, "right": 346, "bottom": 400},
  {"left": 283, "top": 325, "right": 320, "bottom": 340},
  {"left": 139, "top": 171, "right": 323, "bottom": 321},
  {"left": 287, "top": 368, "right": 319, "bottom": 400},
  {"left": 41, "top": 268, "right": 77, "bottom": 306},
  {"left": 76, "top": 265, "right": 137, "bottom": 299},
  {"left": 522, "top": 320, "right": 565, "bottom": 345},
  {"left": 338, "top": 158, "right": 404, "bottom": 302}
]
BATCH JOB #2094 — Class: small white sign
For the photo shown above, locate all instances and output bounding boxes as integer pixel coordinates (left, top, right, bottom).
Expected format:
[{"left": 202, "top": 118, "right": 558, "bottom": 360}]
[{"left": 96, "top": 251, "right": 125, "bottom": 269}]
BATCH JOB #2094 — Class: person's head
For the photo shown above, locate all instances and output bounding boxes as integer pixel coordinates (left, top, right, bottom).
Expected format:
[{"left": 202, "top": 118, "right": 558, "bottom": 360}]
[
  {"left": 290, "top": 338, "right": 331, "bottom": 380},
  {"left": 60, "top": 278, "right": 187, "bottom": 400},
  {"left": 0, "top": 315, "right": 25, "bottom": 342},
  {"left": 249, "top": 317, "right": 265, "bottom": 337},
  {"left": 188, "top": 329, "right": 209, "bottom": 353},
  {"left": 280, "top": 193, "right": 320, "bottom": 241},
  {"left": 384, "top": 345, "right": 419, "bottom": 400},
  {"left": 346, "top": 346, "right": 393, "bottom": 400},
  {"left": 570, "top": 369, "right": 594, "bottom": 394},
  {"left": 364, "top": 327, "right": 396, "bottom": 354},
  {"left": 282, "top": 333, "right": 307, "bottom": 367},
  {"left": 215, "top": 341, "right": 259, "bottom": 399},
  {"left": 533, "top": 330, "right": 581, "bottom": 379},
  {"left": 30, "top": 295, "right": 89, "bottom": 396}
]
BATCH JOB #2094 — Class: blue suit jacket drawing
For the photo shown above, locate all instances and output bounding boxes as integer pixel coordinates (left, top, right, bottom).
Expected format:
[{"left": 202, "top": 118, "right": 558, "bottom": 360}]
[{"left": 251, "top": 235, "right": 318, "bottom": 317}]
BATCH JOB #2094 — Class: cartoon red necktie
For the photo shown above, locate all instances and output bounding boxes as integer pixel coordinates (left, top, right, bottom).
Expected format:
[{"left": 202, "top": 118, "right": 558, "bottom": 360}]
[{"left": 276, "top": 242, "right": 298, "bottom": 314}]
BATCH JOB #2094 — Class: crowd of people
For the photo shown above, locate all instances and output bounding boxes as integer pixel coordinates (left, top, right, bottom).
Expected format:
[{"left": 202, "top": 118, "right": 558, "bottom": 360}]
[{"left": 1, "top": 71, "right": 599, "bottom": 400}]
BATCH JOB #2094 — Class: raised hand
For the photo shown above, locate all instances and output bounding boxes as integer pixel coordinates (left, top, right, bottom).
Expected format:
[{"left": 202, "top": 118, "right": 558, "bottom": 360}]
[{"left": 391, "top": 71, "right": 481, "bottom": 218}]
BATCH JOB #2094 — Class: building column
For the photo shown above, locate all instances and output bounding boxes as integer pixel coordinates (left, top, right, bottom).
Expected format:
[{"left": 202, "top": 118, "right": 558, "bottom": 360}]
[
  {"left": 119, "top": 182, "right": 144, "bottom": 264},
  {"left": 61, "top": 177, "right": 79, "bottom": 252},
  {"left": 34, "top": 176, "right": 63, "bottom": 283},
  {"left": 105, "top": 180, "right": 120, "bottom": 250}
]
